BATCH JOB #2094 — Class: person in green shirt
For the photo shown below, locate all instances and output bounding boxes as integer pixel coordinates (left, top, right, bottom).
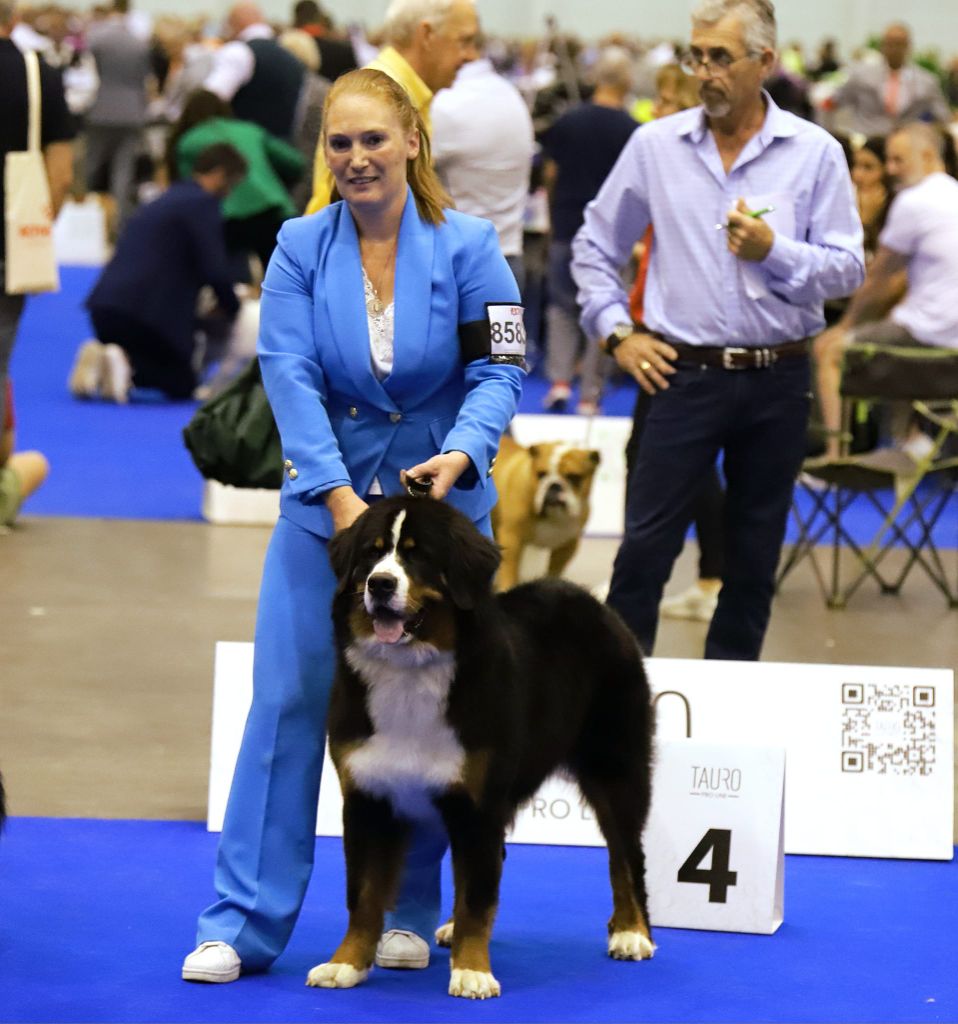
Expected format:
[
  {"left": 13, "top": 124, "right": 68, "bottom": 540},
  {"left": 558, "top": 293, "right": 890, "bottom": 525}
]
[{"left": 169, "top": 89, "right": 306, "bottom": 278}]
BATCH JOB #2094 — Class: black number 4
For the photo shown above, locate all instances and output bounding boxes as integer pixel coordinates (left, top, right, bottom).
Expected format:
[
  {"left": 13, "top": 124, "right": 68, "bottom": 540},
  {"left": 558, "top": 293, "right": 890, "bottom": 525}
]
[{"left": 677, "top": 828, "right": 738, "bottom": 903}]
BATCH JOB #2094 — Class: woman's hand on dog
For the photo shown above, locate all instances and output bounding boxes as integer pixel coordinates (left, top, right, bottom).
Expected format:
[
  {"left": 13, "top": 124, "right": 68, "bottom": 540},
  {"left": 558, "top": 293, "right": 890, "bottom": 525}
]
[
  {"left": 325, "top": 486, "right": 369, "bottom": 533},
  {"left": 401, "top": 451, "right": 471, "bottom": 501}
]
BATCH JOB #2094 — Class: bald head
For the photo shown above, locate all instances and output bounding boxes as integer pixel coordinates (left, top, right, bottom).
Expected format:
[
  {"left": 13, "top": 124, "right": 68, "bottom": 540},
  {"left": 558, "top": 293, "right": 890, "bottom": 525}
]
[
  {"left": 881, "top": 22, "right": 911, "bottom": 70},
  {"left": 227, "top": 2, "right": 264, "bottom": 36},
  {"left": 886, "top": 122, "right": 945, "bottom": 189}
]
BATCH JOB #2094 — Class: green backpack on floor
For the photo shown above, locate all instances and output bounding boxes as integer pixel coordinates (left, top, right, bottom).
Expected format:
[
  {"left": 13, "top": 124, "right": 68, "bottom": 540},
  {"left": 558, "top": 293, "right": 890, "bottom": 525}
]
[{"left": 182, "top": 359, "right": 283, "bottom": 490}]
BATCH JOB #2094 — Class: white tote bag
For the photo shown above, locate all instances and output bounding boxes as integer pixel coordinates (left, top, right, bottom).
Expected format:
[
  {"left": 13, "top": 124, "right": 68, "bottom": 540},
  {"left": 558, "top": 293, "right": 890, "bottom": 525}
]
[{"left": 4, "top": 50, "right": 60, "bottom": 295}]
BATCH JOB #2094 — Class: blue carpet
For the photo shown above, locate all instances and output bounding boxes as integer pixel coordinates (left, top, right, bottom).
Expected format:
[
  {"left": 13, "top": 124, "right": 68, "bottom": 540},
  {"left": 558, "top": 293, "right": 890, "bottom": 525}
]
[
  {"left": 0, "top": 817, "right": 955, "bottom": 1023},
  {"left": 8, "top": 268, "right": 957, "bottom": 547}
]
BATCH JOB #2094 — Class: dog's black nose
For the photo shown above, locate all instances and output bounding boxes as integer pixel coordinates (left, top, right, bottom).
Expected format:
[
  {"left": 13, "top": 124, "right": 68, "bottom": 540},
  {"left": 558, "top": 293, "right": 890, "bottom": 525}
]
[{"left": 367, "top": 573, "right": 398, "bottom": 598}]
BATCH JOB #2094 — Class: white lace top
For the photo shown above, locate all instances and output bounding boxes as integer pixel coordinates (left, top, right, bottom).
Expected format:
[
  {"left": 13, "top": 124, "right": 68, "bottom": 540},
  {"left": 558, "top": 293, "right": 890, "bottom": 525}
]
[
  {"left": 363, "top": 267, "right": 395, "bottom": 496},
  {"left": 363, "top": 267, "right": 395, "bottom": 382}
]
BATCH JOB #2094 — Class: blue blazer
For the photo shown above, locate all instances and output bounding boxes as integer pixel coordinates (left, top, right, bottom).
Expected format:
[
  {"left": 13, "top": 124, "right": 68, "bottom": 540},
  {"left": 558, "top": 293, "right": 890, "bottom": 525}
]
[{"left": 258, "top": 189, "right": 524, "bottom": 538}]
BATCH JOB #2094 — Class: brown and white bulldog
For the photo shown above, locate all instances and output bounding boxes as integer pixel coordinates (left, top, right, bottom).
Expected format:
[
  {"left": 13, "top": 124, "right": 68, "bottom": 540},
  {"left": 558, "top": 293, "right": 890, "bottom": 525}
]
[{"left": 491, "top": 435, "right": 601, "bottom": 590}]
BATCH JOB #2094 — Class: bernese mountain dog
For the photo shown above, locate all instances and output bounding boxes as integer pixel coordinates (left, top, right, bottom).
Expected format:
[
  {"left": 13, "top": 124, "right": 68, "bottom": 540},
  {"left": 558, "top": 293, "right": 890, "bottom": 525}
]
[{"left": 309, "top": 496, "right": 654, "bottom": 999}]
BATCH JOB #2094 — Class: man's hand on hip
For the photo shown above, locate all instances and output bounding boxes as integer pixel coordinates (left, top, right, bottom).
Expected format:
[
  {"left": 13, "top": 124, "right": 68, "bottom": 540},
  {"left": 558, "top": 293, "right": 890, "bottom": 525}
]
[{"left": 614, "top": 332, "right": 678, "bottom": 395}]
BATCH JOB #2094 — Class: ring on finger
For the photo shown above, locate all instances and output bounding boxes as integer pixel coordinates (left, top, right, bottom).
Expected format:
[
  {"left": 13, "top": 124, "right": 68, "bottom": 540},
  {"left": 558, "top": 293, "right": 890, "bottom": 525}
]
[{"left": 639, "top": 360, "right": 652, "bottom": 371}]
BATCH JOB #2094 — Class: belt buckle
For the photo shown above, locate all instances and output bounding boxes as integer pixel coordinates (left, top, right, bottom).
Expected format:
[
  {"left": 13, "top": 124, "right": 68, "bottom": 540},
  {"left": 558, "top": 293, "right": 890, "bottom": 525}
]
[{"left": 722, "top": 347, "right": 749, "bottom": 370}]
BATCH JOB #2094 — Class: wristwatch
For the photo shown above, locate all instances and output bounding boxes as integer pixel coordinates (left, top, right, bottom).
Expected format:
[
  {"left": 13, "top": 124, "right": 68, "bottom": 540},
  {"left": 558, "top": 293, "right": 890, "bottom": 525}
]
[{"left": 603, "top": 322, "right": 634, "bottom": 355}]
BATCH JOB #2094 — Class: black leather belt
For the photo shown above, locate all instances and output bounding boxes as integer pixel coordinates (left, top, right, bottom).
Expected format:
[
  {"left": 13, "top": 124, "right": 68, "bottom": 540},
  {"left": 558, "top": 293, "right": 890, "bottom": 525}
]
[{"left": 670, "top": 339, "right": 810, "bottom": 370}]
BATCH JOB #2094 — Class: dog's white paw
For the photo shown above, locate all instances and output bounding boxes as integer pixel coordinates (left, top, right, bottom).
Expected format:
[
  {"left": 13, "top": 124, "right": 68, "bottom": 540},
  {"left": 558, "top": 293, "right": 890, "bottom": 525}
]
[
  {"left": 608, "top": 930, "right": 656, "bottom": 960},
  {"left": 306, "top": 962, "right": 369, "bottom": 988},
  {"left": 449, "top": 968, "right": 501, "bottom": 1000},
  {"left": 435, "top": 921, "right": 454, "bottom": 947}
]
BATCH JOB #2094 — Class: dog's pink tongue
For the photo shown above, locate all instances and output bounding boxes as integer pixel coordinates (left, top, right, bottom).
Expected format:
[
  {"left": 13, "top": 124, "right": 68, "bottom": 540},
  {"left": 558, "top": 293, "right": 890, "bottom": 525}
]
[{"left": 373, "top": 618, "right": 405, "bottom": 644}]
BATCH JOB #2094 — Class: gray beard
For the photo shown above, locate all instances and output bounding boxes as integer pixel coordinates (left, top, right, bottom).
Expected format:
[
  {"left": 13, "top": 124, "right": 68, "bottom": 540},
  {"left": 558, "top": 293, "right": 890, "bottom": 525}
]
[{"left": 702, "top": 92, "right": 732, "bottom": 118}]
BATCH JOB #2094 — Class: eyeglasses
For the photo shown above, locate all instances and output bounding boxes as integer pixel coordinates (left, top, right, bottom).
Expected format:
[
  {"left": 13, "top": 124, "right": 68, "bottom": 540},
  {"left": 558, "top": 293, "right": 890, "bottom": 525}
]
[{"left": 680, "top": 48, "right": 759, "bottom": 77}]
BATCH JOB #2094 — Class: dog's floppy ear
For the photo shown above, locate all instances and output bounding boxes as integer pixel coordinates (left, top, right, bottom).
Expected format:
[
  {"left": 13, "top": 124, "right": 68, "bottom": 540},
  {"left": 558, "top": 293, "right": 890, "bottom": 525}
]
[
  {"left": 327, "top": 518, "right": 363, "bottom": 595},
  {"left": 443, "top": 515, "right": 501, "bottom": 610}
]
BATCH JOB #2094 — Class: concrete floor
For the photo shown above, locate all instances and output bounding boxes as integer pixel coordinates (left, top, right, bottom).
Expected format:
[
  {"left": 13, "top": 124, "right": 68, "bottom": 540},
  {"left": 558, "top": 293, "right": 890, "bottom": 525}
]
[{"left": 1, "top": 515, "right": 956, "bottom": 836}]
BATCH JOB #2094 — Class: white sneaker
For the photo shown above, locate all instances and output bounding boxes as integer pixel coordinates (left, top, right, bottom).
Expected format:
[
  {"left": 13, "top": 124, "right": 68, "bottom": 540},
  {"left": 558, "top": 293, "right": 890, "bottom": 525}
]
[
  {"left": 182, "top": 941, "right": 241, "bottom": 983},
  {"left": 899, "top": 432, "right": 935, "bottom": 463},
  {"left": 374, "top": 929, "right": 430, "bottom": 969},
  {"left": 67, "top": 339, "right": 105, "bottom": 398},
  {"left": 99, "top": 343, "right": 133, "bottom": 403},
  {"left": 542, "top": 382, "right": 572, "bottom": 412},
  {"left": 659, "top": 583, "right": 720, "bottom": 623}
]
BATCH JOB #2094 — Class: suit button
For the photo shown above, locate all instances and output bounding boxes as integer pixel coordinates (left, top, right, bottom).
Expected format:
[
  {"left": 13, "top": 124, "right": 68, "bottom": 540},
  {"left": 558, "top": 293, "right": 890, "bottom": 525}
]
[
  {"left": 389, "top": 412, "right": 402, "bottom": 423},
  {"left": 288, "top": 468, "right": 299, "bottom": 480},
  {"left": 284, "top": 459, "right": 292, "bottom": 469},
  {"left": 349, "top": 407, "right": 358, "bottom": 418}
]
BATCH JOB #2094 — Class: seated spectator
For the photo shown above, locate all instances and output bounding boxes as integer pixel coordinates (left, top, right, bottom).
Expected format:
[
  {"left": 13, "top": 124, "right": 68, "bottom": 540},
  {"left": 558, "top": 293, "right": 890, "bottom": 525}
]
[
  {"left": 67, "top": 143, "right": 248, "bottom": 403},
  {"left": 814, "top": 123, "right": 958, "bottom": 460},
  {"left": 540, "top": 45, "right": 637, "bottom": 415},
  {"left": 850, "top": 135, "right": 892, "bottom": 260},
  {"left": 0, "top": 381, "right": 49, "bottom": 529},
  {"left": 168, "top": 89, "right": 305, "bottom": 278},
  {"left": 832, "top": 23, "right": 951, "bottom": 137}
]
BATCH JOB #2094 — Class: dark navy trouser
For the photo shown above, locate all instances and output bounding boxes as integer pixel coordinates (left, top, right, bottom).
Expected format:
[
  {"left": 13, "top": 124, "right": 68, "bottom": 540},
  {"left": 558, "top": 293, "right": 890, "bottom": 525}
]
[{"left": 607, "top": 356, "right": 811, "bottom": 662}]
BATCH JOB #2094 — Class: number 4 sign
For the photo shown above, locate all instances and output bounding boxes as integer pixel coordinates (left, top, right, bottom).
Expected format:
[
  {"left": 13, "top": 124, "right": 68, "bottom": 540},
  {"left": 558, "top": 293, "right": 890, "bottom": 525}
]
[{"left": 644, "top": 740, "right": 785, "bottom": 934}]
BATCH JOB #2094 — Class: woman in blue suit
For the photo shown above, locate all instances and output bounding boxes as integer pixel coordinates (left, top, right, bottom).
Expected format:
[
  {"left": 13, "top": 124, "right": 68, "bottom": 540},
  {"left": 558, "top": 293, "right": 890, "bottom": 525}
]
[{"left": 183, "top": 69, "right": 525, "bottom": 984}]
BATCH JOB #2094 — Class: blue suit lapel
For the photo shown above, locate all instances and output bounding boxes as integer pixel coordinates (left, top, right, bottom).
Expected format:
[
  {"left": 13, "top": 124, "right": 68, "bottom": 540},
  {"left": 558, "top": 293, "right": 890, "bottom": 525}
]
[
  {"left": 322, "top": 204, "right": 395, "bottom": 410},
  {"left": 384, "top": 189, "right": 435, "bottom": 402}
]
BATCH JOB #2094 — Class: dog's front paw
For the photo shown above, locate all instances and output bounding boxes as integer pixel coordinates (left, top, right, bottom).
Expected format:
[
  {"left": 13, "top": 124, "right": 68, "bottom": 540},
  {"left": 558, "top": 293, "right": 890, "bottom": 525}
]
[
  {"left": 434, "top": 921, "right": 454, "bottom": 947},
  {"left": 306, "top": 961, "right": 369, "bottom": 988},
  {"left": 449, "top": 968, "right": 501, "bottom": 999},
  {"left": 608, "top": 930, "right": 656, "bottom": 961}
]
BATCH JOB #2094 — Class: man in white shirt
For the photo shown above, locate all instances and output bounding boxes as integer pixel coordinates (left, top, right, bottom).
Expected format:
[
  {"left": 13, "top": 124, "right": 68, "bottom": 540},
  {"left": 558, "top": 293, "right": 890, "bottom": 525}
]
[
  {"left": 430, "top": 54, "right": 534, "bottom": 289},
  {"left": 814, "top": 121, "right": 958, "bottom": 459},
  {"left": 204, "top": 1, "right": 305, "bottom": 142}
]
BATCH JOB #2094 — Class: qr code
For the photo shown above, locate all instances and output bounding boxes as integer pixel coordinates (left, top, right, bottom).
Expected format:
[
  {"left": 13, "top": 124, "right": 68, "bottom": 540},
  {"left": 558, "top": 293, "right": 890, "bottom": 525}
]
[{"left": 841, "top": 683, "right": 937, "bottom": 775}]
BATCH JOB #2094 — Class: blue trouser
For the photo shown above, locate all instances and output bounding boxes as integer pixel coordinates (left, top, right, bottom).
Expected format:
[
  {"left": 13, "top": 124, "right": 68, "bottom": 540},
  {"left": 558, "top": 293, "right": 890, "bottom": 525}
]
[
  {"left": 197, "top": 509, "right": 490, "bottom": 970},
  {"left": 607, "top": 357, "right": 811, "bottom": 662}
]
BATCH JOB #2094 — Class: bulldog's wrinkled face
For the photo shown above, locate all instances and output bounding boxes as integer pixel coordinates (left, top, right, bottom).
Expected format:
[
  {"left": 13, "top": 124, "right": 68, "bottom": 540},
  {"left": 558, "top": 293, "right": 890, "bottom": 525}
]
[{"left": 529, "top": 443, "right": 601, "bottom": 520}]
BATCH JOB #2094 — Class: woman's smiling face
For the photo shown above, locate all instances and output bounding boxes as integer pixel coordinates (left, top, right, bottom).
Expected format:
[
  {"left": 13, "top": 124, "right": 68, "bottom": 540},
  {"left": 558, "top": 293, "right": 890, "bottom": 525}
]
[{"left": 324, "top": 92, "right": 420, "bottom": 213}]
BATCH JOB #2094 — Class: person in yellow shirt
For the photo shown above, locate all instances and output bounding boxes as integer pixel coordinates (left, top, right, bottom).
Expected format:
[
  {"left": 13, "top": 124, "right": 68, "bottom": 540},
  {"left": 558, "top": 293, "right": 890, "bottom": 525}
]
[{"left": 305, "top": 0, "right": 479, "bottom": 213}]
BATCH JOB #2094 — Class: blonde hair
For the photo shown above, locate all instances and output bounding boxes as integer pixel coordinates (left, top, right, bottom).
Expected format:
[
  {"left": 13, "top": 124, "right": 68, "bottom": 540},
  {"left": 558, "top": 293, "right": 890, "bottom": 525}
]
[
  {"left": 655, "top": 64, "right": 701, "bottom": 111},
  {"left": 322, "top": 68, "right": 452, "bottom": 225},
  {"left": 278, "top": 28, "right": 320, "bottom": 72}
]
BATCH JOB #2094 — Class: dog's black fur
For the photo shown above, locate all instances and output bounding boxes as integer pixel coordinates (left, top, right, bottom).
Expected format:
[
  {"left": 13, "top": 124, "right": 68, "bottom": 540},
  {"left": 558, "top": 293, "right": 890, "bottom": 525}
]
[{"left": 317, "top": 496, "right": 654, "bottom": 997}]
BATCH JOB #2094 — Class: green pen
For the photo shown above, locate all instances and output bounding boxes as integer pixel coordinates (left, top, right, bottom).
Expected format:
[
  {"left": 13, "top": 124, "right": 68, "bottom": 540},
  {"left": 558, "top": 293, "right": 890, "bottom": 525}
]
[{"left": 715, "top": 205, "right": 775, "bottom": 230}]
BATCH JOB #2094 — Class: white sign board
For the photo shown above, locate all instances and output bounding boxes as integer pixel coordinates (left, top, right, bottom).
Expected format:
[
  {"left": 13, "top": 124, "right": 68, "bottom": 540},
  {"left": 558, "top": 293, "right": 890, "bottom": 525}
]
[
  {"left": 207, "top": 644, "right": 954, "bottom": 861},
  {"left": 644, "top": 741, "right": 784, "bottom": 934}
]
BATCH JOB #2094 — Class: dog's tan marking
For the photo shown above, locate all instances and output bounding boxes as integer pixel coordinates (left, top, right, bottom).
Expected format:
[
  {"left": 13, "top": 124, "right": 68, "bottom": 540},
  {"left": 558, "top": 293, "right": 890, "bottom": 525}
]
[
  {"left": 450, "top": 904, "right": 497, "bottom": 978},
  {"left": 435, "top": 919, "right": 455, "bottom": 947},
  {"left": 401, "top": 537, "right": 416, "bottom": 549},
  {"left": 373, "top": 536, "right": 385, "bottom": 550},
  {"left": 413, "top": 601, "right": 457, "bottom": 652},
  {"left": 460, "top": 750, "right": 491, "bottom": 805}
]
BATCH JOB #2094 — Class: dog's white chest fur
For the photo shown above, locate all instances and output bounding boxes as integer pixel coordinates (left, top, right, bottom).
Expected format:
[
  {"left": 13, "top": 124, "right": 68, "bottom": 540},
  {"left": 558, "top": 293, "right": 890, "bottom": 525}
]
[{"left": 344, "top": 642, "right": 463, "bottom": 822}]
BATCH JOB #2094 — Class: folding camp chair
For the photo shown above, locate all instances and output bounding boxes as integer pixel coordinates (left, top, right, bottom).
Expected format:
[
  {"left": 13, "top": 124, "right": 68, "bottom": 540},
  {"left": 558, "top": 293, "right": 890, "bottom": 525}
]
[{"left": 777, "top": 343, "right": 958, "bottom": 608}]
